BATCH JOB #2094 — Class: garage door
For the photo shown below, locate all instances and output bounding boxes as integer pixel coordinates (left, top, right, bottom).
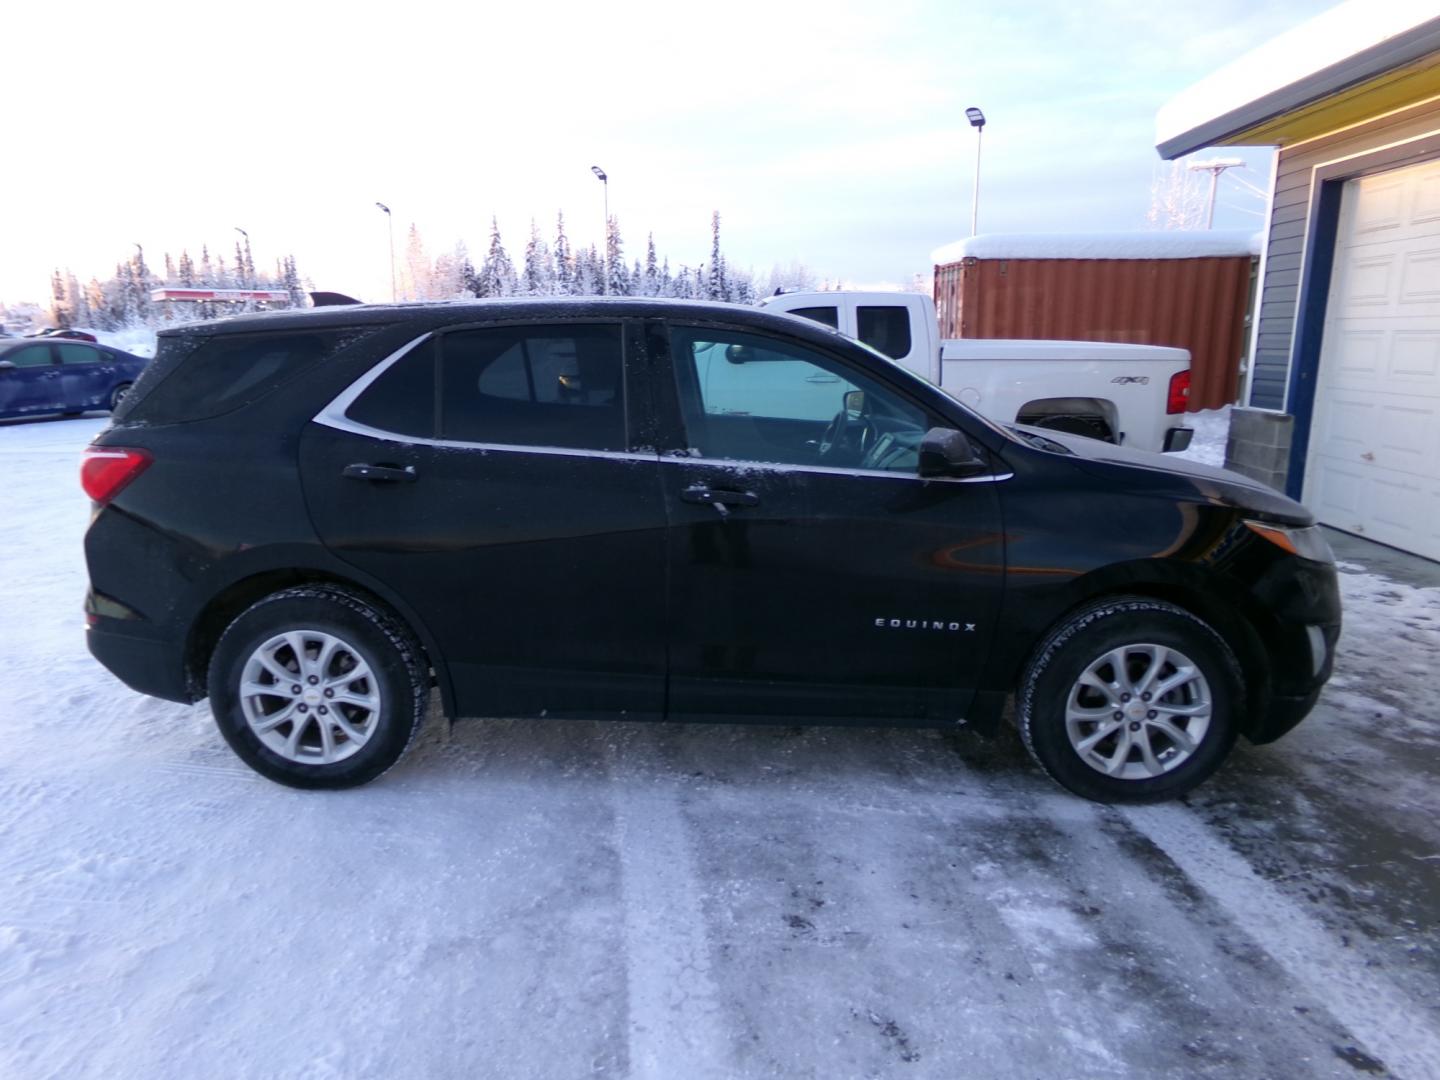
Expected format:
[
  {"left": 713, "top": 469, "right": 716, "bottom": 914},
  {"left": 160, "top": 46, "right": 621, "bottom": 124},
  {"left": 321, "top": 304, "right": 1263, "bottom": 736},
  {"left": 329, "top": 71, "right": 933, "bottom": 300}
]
[{"left": 1304, "top": 159, "right": 1440, "bottom": 561}]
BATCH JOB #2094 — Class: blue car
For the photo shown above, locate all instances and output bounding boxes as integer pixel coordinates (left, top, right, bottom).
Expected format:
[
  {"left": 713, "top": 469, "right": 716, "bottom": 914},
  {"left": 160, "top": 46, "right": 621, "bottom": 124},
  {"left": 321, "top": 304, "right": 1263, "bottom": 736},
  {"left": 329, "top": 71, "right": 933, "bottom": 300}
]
[{"left": 0, "top": 339, "right": 149, "bottom": 420}]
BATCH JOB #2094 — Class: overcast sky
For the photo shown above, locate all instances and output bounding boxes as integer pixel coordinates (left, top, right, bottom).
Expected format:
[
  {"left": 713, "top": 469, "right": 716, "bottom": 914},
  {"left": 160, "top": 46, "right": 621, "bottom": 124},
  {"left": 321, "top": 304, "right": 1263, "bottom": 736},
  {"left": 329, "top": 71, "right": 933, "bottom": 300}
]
[{"left": 2, "top": 0, "right": 1334, "bottom": 304}]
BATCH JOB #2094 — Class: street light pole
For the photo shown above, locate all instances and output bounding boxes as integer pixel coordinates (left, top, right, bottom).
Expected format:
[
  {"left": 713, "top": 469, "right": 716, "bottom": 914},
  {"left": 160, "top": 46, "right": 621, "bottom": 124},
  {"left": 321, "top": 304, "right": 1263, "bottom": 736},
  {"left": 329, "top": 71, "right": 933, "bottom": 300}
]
[
  {"left": 965, "top": 107, "right": 986, "bottom": 236},
  {"left": 591, "top": 165, "right": 608, "bottom": 295},
  {"left": 375, "top": 202, "right": 396, "bottom": 301},
  {"left": 1188, "top": 158, "right": 1245, "bottom": 229}
]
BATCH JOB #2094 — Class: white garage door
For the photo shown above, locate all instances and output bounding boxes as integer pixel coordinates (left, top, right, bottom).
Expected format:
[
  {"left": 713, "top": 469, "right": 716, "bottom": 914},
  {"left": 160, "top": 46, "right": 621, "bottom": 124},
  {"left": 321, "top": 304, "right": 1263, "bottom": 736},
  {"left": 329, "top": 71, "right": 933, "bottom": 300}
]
[{"left": 1304, "top": 158, "right": 1440, "bottom": 561}]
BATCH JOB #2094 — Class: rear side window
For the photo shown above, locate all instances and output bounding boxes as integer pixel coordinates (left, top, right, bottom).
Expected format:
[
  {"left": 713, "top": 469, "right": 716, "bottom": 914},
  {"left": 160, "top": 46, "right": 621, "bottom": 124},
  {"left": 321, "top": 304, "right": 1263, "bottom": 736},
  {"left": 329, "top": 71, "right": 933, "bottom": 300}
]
[
  {"left": 857, "top": 306, "right": 912, "bottom": 360},
  {"left": 790, "top": 306, "right": 839, "bottom": 329},
  {"left": 115, "top": 327, "right": 376, "bottom": 425},
  {"left": 440, "top": 324, "right": 625, "bottom": 450},
  {"left": 57, "top": 343, "right": 99, "bottom": 365}
]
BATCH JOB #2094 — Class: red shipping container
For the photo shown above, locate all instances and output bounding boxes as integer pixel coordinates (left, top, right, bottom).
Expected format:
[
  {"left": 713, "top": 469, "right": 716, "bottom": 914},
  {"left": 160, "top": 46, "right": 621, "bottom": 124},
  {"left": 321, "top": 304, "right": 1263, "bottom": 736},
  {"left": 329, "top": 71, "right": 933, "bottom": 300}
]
[{"left": 931, "top": 233, "right": 1258, "bottom": 412}]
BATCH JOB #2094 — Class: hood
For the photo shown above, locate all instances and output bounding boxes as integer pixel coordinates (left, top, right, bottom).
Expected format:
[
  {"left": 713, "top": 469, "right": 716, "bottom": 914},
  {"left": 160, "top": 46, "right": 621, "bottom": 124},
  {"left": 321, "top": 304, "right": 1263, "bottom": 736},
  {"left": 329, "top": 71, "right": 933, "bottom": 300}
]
[{"left": 1010, "top": 425, "right": 1314, "bottom": 525}]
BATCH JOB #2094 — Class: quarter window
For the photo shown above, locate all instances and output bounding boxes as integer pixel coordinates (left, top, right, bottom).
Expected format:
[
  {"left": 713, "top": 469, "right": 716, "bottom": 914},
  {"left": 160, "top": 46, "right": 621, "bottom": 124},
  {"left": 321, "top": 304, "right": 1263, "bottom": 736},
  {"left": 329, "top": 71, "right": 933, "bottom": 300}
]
[{"left": 346, "top": 338, "right": 437, "bottom": 438}]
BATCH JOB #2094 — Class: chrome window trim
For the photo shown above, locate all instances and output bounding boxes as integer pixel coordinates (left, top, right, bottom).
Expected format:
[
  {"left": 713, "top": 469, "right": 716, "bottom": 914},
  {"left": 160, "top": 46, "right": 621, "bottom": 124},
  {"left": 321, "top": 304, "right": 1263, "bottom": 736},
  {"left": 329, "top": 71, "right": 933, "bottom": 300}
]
[
  {"left": 312, "top": 331, "right": 1010, "bottom": 481},
  {"left": 658, "top": 454, "right": 1011, "bottom": 485},
  {"left": 312, "top": 331, "right": 655, "bottom": 463}
]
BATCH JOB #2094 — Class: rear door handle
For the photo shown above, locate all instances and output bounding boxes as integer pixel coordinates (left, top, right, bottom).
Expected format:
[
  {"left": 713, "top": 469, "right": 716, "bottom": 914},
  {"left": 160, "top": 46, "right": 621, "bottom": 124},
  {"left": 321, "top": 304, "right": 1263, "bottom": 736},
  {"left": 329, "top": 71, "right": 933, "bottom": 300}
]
[
  {"left": 342, "top": 463, "right": 417, "bottom": 483},
  {"left": 680, "top": 485, "right": 759, "bottom": 507}
]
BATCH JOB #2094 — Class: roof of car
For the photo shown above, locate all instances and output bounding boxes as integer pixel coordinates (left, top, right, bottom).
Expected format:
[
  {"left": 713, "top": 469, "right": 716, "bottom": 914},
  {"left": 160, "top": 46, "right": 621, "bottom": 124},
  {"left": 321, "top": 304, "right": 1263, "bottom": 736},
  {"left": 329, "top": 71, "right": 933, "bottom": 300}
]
[{"left": 156, "top": 296, "right": 802, "bottom": 338}]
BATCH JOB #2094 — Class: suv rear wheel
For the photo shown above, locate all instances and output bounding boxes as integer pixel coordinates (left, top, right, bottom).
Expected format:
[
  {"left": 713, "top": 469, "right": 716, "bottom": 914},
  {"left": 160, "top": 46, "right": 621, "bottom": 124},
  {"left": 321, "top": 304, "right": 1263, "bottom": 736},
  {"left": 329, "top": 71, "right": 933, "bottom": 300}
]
[
  {"left": 207, "top": 585, "right": 427, "bottom": 788},
  {"left": 1019, "top": 597, "right": 1242, "bottom": 803}
]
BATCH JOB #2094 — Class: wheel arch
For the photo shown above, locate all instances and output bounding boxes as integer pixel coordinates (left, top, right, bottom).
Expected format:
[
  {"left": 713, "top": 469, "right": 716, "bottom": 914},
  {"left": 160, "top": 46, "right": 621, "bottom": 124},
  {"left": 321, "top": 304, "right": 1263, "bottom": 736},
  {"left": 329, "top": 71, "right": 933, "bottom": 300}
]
[
  {"left": 1002, "top": 563, "right": 1273, "bottom": 741},
  {"left": 183, "top": 567, "right": 455, "bottom": 717}
]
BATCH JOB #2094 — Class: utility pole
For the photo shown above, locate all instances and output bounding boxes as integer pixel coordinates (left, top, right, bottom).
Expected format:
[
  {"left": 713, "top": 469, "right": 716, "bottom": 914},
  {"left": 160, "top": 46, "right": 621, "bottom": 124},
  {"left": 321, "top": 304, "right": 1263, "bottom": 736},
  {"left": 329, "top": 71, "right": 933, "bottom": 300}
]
[{"left": 1188, "top": 158, "right": 1245, "bottom": 229}]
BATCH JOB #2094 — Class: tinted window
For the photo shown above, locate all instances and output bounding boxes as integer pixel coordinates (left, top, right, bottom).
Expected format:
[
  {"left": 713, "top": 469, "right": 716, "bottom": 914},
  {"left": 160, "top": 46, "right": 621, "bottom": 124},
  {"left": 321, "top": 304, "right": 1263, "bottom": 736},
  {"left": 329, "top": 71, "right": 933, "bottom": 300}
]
[
  {"left": 790, "top": 306, "right": 839, "bottom": 329},
  {"left": 857, "top": 306, "right": 912, "bottom": 360},
  {"left": 439, "top": 324, "right": 625, "bottom": 450},
  {"left": 671, "top": 327, "right": 927, "bottom": 471},
  {"left": 3, "top": 345, "right": 52, "bottom": 368},
  {"left": 347, "top": 338, "right": 437, "bottom": 438},
  {"left": 57, "top": 343, "right": 99, "bottom": 365},
  {"left": 115, "top": 327, "right": 377, "bottom": 425}
]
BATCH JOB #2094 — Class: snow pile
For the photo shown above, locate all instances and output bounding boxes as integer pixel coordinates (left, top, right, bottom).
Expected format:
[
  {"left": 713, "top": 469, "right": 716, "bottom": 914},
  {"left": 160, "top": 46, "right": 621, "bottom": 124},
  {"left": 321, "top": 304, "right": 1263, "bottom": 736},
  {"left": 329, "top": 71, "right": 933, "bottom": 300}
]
[
  {"left": 1176, "top": 405, "right": 1230, "bottom": 467},
  {"left": 93, "top": 326, "right": 158, "bottom": 359},
  {"left": 932, "top": 230, "right": 1261, "bottom": 266}
]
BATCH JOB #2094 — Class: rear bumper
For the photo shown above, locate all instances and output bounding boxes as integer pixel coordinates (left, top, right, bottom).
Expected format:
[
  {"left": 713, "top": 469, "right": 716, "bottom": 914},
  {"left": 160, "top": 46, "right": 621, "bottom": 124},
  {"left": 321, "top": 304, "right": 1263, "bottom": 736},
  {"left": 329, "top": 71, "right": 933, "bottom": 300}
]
[{"left": 86, "top": 615, "right": 194, "bottom": 704}]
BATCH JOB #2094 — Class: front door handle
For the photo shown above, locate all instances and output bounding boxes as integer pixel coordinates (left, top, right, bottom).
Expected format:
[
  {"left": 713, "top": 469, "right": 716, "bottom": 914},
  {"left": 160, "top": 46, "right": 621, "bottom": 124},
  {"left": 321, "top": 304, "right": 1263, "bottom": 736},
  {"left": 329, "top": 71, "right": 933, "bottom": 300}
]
[
  {"left": 342, "top": 463, "right": 417, "bottom": 483},
  {"left": 680, "top": 485, "right": 759, "bottom": 507}
]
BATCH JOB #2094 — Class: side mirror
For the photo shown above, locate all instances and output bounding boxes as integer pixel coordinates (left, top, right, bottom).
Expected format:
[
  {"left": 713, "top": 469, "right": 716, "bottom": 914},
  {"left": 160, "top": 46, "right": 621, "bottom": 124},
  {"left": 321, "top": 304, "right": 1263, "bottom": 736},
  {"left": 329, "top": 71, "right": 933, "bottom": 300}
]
[
  {"left": 919, "top": 426, "right": 987, "bottom": 478},
  {"left": 842, "top": 389, "right": 866, "bottom": 414},
  {"left": 0, "top": 361, "right": 14, "bottom": 373}
]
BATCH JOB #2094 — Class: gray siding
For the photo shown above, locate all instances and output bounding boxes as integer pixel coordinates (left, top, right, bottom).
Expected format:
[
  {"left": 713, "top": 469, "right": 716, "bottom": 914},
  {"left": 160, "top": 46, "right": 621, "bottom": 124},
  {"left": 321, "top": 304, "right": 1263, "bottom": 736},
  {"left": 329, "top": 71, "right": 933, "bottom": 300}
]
[{"left": 1251, "top": 97, "right": 1440, "bottom": 409}]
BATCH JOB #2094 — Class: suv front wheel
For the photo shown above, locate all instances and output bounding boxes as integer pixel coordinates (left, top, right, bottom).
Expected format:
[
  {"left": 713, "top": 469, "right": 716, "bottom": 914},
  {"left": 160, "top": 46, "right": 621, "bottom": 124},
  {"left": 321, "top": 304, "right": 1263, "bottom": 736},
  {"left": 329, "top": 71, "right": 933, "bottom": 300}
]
[
  {"left": 207, "top": 585, "right": 428, "bottom": 788},
  {"left": 1019, "top": 597, "right": 1242, "bottom": 803}
]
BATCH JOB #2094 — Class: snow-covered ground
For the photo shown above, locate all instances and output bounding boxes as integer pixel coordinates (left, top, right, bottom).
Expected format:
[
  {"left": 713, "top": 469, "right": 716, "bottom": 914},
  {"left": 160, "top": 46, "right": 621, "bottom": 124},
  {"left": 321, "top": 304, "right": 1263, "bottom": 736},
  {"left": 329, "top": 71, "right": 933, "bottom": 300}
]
[{"left": 2, "top": 415, "right": 1438, "bottom": 1079}]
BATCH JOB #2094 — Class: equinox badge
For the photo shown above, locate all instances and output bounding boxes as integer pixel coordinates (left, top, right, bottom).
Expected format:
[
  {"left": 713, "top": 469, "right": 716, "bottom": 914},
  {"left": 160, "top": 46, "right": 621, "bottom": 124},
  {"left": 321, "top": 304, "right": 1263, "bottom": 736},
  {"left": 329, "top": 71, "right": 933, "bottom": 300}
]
[{"left": 875, "top": 618, "right": 976, "bottom": 632}]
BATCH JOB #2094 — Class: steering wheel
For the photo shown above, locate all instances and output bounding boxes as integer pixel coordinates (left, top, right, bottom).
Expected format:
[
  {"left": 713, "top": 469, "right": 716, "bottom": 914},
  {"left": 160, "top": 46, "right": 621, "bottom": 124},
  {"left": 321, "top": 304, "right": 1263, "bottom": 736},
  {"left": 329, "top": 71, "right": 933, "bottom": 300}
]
[{"left": 817, "top": 407, "right": 876, "bottom": 464}]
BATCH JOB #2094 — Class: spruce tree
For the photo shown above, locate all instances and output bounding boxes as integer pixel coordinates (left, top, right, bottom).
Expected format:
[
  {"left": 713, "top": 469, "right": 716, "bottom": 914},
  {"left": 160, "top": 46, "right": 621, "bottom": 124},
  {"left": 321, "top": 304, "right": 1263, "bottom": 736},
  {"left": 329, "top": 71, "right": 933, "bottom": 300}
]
[
  {"left": 707, "top": 211, "right": 727, "bottom": 301},
  {"left": 604, "top": 215, "right": 626, "bottom": 296},
  {"left": 554, "top": 211, "right": 573, "bottom": 295},
  {"left": 644, "top": 234, "right": 659, "bottom": 296}
]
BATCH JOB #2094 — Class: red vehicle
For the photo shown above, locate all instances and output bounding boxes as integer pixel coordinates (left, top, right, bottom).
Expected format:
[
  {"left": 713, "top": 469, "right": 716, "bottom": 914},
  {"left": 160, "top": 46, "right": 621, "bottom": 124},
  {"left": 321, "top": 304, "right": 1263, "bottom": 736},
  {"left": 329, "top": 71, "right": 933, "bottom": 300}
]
[{"left": 26, "top": 328, "right": 99, "bottom": 343}]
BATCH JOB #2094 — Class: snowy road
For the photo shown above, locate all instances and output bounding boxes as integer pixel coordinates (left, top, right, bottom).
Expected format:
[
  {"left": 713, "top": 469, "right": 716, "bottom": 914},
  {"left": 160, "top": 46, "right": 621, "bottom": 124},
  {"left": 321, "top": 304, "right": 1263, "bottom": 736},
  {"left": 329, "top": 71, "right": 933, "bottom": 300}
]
[{"left": 2, "top": 416, "right": 1438, "bottom": 1079}]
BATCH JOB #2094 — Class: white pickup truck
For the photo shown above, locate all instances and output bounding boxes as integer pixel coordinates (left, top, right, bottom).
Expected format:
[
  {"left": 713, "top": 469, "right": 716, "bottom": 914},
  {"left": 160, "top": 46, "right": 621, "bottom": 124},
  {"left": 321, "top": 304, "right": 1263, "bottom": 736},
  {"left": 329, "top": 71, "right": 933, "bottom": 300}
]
[{"left": 759, "top": 291, "right": 1194, "bottom": 453}]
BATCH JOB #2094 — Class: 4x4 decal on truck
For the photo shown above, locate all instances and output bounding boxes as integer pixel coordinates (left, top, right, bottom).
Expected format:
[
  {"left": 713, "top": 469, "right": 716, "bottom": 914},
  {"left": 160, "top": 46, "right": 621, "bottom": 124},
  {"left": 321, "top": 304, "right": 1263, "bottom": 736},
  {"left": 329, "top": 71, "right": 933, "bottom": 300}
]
[
  {"left": 1111, "top": 375, "right": 1150, "bottom": 384},
  {"left": 874, "top": 618, "right": 977, "bottom": 632}
]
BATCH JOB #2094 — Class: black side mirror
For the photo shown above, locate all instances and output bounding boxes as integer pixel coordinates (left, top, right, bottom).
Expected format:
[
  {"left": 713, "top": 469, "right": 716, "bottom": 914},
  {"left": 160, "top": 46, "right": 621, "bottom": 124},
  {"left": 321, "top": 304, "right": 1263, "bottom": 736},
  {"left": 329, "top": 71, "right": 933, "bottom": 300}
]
[
  {"left": 919, "top": 427, "right": 987, "bottom": 478},
  {"left": 0, "top": 361, "right": 15, "bottom": 373}
]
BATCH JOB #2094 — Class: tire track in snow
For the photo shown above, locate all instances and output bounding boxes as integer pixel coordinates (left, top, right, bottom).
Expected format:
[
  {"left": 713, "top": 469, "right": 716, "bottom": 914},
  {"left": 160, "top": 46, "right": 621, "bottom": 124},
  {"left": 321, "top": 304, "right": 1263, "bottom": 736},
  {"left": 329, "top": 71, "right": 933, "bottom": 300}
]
[
  {"left": 1123, "top": 802, "right": 1440, "bottom": 1080},
  {"left": 606, "top": 731, "right": 728, "bottom": 1080}
]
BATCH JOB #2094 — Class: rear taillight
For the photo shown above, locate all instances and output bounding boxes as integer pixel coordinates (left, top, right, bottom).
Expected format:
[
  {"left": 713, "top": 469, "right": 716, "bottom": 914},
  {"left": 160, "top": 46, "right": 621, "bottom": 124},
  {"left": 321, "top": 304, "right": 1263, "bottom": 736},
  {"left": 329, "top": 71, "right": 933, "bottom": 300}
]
[
  {"left": 1166, "top": 369, "right": 1191, "bottom": 415},
  {"left": 81, "top": 447, "right": 152, "bottom": 505}
]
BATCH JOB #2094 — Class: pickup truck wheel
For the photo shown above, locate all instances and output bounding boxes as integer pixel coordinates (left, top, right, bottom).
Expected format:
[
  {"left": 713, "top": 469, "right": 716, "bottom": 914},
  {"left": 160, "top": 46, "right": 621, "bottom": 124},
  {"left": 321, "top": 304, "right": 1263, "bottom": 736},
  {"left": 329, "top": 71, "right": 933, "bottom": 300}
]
[
  {"left": 207, "top": 585, "right": 428, "bottom": 789},
  {"left": 1022, "top": 413, "right": 1115, "bottom": 443},
  {"left": 1018, "top": 597, "right": 1241, "bottom": 803}
]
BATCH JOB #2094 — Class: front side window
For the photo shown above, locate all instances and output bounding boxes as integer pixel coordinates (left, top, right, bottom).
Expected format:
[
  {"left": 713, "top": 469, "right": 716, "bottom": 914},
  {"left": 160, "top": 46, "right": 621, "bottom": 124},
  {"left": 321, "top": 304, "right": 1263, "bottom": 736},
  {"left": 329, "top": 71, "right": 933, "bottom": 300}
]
[
  {"left": 441, "top": 324, "right": 625, "bottom": 450},
  {"left": 671, "top": 327, "right": 927, "bottom": 472},
  {"left": 4, "top": 345, "right": 53, "bottom": 368}
]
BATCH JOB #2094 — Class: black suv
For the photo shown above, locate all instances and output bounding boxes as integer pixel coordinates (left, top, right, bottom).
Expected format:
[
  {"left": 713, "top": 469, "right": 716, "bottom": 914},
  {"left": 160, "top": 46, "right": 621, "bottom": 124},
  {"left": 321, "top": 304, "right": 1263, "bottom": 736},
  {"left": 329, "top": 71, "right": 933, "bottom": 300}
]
[{"left": 81, "top": 298, "right": 1340, "bottom": 801}]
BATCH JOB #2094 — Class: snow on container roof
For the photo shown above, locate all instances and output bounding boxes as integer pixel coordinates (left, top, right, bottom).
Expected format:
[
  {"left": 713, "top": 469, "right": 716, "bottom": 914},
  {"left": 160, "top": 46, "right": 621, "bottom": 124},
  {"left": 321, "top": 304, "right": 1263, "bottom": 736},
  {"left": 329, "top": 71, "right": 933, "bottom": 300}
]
[
  {"left": 1155, "top": 0, "right": 1440, "bottom": 158},
  {"left": 931, "top": 230, "right": 1260, "bottom": 266}
]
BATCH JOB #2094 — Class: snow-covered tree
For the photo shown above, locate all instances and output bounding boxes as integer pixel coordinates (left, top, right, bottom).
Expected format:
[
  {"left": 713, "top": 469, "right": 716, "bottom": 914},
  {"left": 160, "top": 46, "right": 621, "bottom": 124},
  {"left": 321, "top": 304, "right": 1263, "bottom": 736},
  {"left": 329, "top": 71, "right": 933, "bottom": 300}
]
[
  {"left": 604, "top": 215, "right": 627, "bottom": 296},
  {"left": 477, "top": 217, "right": 518, "bottom": 298},
  {"left": 553, "top": 212, "right": 573, "bottom": 295},
  {"left": 707, "top": 211, "right": 727, "bottom": 301},
  {"left": 523, "top": 219, "right": 554, "bottom": 296}
]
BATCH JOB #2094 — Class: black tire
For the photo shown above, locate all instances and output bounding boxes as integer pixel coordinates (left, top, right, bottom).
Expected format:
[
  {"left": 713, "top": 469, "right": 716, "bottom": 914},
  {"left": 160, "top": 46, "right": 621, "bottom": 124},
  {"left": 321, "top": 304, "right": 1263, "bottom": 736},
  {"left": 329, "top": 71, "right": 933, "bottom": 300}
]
[
  {"left": 108, "top": 383, "right": 131, "bottom": 411},
  {"left": 1021, "top": 413, "right": 1116, "bottom": 444},
  {"left": 207, "top": 585, "right": 427, "bottom": 789},
  {"left": 1018, "top": 596, "right": 1242, "bottom": 803}
]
